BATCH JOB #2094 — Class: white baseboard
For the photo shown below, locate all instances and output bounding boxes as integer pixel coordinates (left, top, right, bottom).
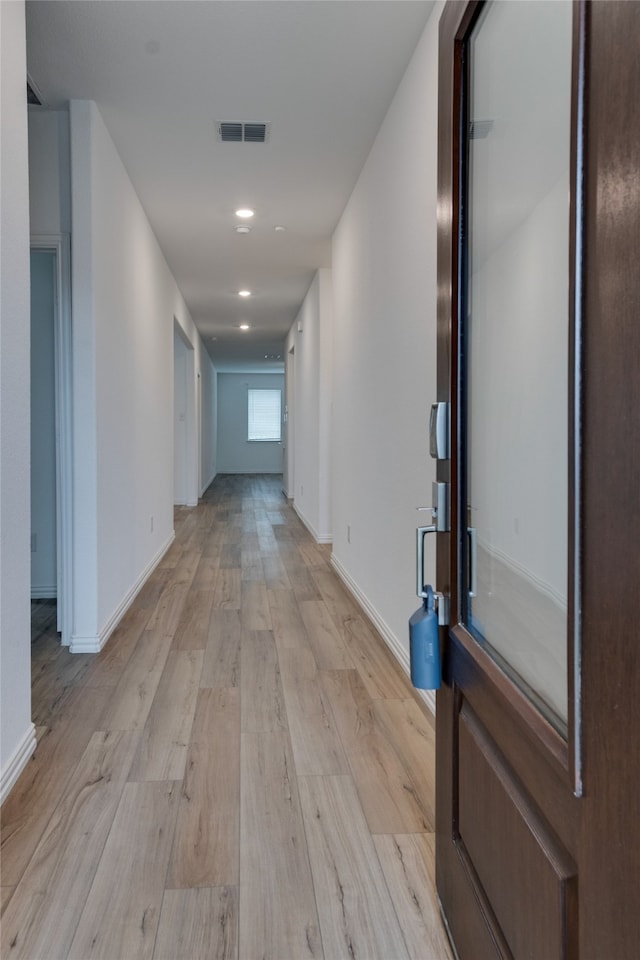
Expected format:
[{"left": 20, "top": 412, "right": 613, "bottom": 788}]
[
  {"left": 68, "top": 634, "right": 105, "bottom": 654},
  {"left": 200, "top": 471, "right": 217, "bottom": 497},
  {"left": 69, "top": 532, "right": 175, "bottom": 654},
  {"left": 1, "top": 723, "right": 37, "bottom": 804},
  {"left": 293, "top": 503, "right": 333, "bottom": 545},
  {"left": 330, "top": 555, "right": 436, "bottom": 718},
  {"left": 31, "top": 586, "right": 57, "bottom": 599}
]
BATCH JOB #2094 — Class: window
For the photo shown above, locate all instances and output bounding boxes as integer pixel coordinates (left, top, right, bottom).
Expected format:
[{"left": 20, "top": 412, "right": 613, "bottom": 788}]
[{"left": 248, "top": 388, "right": 282, "bottom": 441}]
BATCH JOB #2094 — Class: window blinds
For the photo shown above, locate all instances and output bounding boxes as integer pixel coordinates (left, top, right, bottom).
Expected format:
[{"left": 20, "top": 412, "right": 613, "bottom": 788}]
[{"left": 248, "top": 388, "right": 281, "bottom": 441}]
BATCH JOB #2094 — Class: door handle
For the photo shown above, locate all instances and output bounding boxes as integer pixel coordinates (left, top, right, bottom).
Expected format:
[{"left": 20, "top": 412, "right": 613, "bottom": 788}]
[{"left": 416, "top": 525, "right": 436, "bottom": 599}]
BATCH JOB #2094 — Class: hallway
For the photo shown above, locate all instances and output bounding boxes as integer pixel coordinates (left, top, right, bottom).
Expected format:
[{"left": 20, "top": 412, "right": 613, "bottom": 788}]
[{"left": 1, "top": 475, "right": 452, "bottom": 960}]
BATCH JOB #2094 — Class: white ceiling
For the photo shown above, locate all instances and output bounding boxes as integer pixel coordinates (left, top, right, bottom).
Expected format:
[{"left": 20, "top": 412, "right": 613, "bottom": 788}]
[{"left": 26, "top": 0, "right": 434, "bottom": 368}]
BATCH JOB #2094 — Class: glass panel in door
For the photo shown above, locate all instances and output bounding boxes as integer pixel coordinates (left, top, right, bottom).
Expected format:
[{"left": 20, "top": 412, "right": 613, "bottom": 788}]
[{"left": 465, "top": 0, "right": 573, "bottom": 730}]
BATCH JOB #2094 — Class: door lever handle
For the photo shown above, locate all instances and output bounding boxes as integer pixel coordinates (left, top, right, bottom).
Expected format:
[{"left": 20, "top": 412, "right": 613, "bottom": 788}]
[{"left": 417, "top": 482, "right": 449, "bottom": 533}]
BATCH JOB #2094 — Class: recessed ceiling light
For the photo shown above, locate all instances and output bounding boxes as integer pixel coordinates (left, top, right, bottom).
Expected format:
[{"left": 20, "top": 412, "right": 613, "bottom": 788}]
[
  {"left": 274, "top": 225, "right": 286, "bottom": 232},
  {"left": 236, "top": 208, "right": 254, "bottom": 219},
  {"left": 240, "top": 324, "right": 250, "bottom": 331},
  {"left": 235, "top": 224, "right": 251, "bottom": 235},
  {"left": 238, "top": 290, "right": 251, "bottom": 297}
]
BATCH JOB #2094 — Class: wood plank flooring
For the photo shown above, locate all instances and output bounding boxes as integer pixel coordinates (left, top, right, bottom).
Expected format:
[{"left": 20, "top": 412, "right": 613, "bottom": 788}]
[{"left": 1, "top": 474, "right": 453, "bottom": 960}]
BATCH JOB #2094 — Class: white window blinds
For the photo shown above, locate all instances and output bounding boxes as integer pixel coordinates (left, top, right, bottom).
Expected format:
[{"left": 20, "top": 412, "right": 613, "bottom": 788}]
[{"left": 248, "top": 388, "right": 282, "bottom": 441}]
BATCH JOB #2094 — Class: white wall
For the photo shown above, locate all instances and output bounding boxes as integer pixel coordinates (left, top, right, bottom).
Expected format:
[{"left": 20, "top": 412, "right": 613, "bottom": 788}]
[
  {"left": 330, "top": 4, "right": 442, "bottom": 688},
  {"left": 1, "top": 0, "right": 36, "bottom": 800},
  {"left": 286, "top": 268, "right": 333, "bottom": 542},
  {"left": 30, "top": 249, "right": 57, "bottom": 597},
  {"left": 217, "top": 373, "right": 284, "bottom": 474},
  {"left": 67, "top": 100, "right": 216, "bottom": 650}
]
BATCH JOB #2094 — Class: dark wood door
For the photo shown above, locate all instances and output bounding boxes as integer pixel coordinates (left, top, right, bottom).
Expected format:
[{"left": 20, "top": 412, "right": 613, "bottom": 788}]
[{"left": 435, "top": 2, "right": 640, "bottom": 958}]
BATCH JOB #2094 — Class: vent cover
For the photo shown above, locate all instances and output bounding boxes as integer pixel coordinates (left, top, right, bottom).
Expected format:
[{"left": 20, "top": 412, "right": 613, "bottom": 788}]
[
  {"left": 218, "top": 121, "right": 270, "bottom": 143},
  {"left": 469, "top": 119, "right": 494, "bottom": 140}
]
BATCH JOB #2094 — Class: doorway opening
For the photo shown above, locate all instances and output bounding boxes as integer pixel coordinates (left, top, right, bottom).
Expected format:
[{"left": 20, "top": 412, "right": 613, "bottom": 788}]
[
  {"left": 284, "top": 345, "right": 295, "bottom": 499},
  {"left": 30, "top": 237, "right": 72, "bottom": 649},
  {"left": 173, "top": 320, "right": 198, "bottom": 506}
]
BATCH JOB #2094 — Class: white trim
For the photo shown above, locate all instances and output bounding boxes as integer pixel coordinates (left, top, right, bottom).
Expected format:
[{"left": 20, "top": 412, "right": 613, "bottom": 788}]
[
  {"left": 1, "top": 724, "right": 37, "bottom": 805},
  {"left": 173, "top": 319, "right": 198, "bottom": 508},
  {"left": 31, "top": 234, "right": 73, "bottom": 645},
  {"left": 331, "top": 554, "right": 436, "bottom": 718},
  {"left": 31, "top": 585, "right": 57, "bottom": 599},
  {"left": 69, "top": 531, "right": 174, "bottom": 653},
  {"left": 200, "top": 471, "right": 217, "bottom": 498},
  {"left": 293, "top": 502, "right": 332, "bottom": 544},
  {"left": 196, "top": 368, "right": 202, "bottom": 497},
  {"left": 285, "top": 346, "right": 295, "bottom": 504},
  {"left": 68, "top": 635, "right": 105, "bottom": 654}
]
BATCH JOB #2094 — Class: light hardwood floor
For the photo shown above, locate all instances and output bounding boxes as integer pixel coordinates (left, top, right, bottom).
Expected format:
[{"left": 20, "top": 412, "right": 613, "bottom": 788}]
[{"left": 1, "top": 475, "right": 454, "bottom": 960}]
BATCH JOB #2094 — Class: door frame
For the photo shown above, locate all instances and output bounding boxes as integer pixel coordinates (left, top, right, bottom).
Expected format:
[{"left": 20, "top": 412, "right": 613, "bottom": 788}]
[
  {"left": 173, "top": 319, "right": 198, "bottom": 507},
  {"left": 285, "top": 344, "right": 295, "bottom": 499},
  {"left": 196, "top": 368, "right": 202, "bottom": 497},
  {"left": 30, "top": 234, "right": 73, "bottom": 646}
]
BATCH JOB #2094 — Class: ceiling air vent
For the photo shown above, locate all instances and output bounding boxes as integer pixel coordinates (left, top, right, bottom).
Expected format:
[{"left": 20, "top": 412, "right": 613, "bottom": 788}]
[
  {"left": 469, "top": 119, "right": 494, "bottom": 140},
  {"left": 218, "top": 121, "right": 270, "bottom": 143}
]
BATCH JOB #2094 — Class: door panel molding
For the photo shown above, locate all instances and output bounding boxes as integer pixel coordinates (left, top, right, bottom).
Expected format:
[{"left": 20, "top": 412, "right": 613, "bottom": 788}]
[
  {"left": 449, "top": 636, "right": 579, "bottom": 851},
  {"left": 449, "top": 624, "right": 568, "bottom": 772},
  {"left": 456, "top": 700, "right": 578, "bottom": 960}
]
